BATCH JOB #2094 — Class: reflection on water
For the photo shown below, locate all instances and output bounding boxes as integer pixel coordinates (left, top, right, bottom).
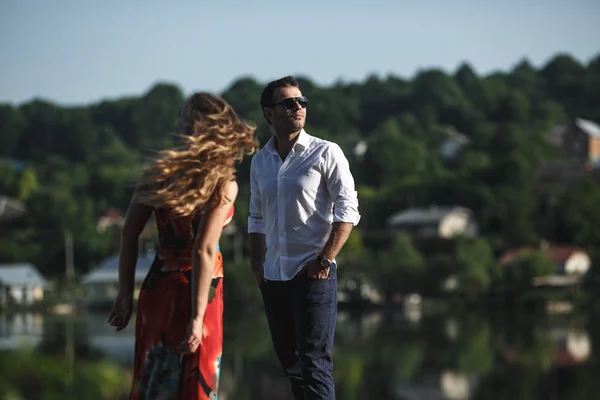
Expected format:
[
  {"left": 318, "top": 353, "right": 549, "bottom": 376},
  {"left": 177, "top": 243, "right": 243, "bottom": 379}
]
[
  {"left": 0, "top": 312, "right": 44, "bottom": 350},
  {"left": 1, "top": 307, "right": 600, "bottom": 399}
]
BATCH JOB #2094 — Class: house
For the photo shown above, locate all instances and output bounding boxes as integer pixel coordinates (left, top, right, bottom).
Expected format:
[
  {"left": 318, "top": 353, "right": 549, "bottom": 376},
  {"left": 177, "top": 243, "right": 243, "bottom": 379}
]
[
  {"left": 440, "top": 127, "right": 470, "bottom": 160},
  {"left": 81, "top": 251, "right": 155, "bottom": 302},
  {"left": 386, "top": 206, "right": 478, "bottom": 239},
  {"left": 504, "top": 327, "right": 590, "bottom": 367},
  {"left": 547, "top": 118, "right": 600, "bottom": 165},
  {"left": 561, "top": 118, "right": 600, "bottom": 164},
  {"left": 0, "top": 263, "right": 49, "bottom": 306},
  {"left": 499, "top": 244, "right": 591, "bottom": 276},
  {"left": 540, "top": 118, "right": 600, "bottom": 184},
  {"left": 96, "top": 207, "right": 126, "bottom": 233},
  {"left": 498, "top": 244, "right": 591, "bottom": 286},
  {"left": 0, "top": 196, "right": 26, "bottom": 222},
  {"left": 548, "top": 328, "right": 591, "bottom": 366}
]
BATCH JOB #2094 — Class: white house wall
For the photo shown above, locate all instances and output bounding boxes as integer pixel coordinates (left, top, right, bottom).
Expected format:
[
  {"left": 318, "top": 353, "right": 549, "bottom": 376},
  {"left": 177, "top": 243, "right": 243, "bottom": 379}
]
[
  {"left": 439, "top": 214, "right": 469, "bottom": 238},
  {"left": 564, "top": 252, "right": 591, "bottom": 275}
]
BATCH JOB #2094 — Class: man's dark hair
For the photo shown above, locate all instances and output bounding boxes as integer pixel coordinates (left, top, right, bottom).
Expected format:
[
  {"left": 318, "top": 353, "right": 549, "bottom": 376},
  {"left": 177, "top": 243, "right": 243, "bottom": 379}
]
[{"left": 260, "top": 76, "right": 300, "bottom": 123}]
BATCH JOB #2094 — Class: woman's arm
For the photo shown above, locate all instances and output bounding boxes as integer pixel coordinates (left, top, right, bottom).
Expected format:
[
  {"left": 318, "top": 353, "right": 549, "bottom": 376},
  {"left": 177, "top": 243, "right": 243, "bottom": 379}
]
[
  {"left": 109, "top": 186, "right": 153, "bottom": 331},
  {"left": 118, "top": 189, "right": 153, "bottom": 295},
  {"left": 190, "top": 180, "right": 238, "bottom": 321}
]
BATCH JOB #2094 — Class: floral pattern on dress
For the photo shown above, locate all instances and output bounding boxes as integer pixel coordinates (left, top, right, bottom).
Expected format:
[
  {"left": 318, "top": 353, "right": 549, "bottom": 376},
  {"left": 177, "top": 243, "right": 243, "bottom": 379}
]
[{"left": 137, "top": 341, "right": 182, "bottom": 400}]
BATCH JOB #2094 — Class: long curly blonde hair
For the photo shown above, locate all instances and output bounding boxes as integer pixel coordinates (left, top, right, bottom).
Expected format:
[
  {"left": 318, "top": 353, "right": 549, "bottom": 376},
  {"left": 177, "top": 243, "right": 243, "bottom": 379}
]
[{"left": 134, "top": 92, "right": 259, "bottom": 217}]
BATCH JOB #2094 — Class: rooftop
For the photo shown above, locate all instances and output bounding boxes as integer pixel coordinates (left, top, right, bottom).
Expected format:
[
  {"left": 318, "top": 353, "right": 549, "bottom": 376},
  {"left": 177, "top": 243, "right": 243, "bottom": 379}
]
[
  {"left": 575, "top": 118, "right": 600, "bottom": 138},
  {"left": 387, "top": 206, "right": 472, "bottom": 226},
  {"left": 0, "top": 196, "right": 26, "bottom": 222},
  {"left": 499, "top": 245, "right": 588, "bottom": 265},
  {"left": 0, "top": 263, "right": 49, "bottom": 287},
  {"left": 81, "top": 253, "right": 155, "bottom": 285}
]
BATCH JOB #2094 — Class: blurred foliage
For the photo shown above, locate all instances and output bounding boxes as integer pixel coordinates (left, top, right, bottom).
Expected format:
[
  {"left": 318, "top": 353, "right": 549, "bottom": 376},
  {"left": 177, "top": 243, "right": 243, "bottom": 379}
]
[
  {"left": 0, "top": 347, "right": 130, "bottom": 400},
  {"left": 1, "top": 52, "right": 600, "bottom": 305}
]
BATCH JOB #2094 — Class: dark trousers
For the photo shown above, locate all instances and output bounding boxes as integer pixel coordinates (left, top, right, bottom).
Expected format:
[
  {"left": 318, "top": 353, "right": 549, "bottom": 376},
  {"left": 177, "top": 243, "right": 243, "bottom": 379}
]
[{"left": 260, "top": 265, "right": 337, "bottom": 400}]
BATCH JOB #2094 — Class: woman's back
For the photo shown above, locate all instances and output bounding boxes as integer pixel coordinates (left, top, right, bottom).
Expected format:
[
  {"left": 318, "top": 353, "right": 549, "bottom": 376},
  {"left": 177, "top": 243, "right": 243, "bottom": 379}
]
[{"left": 153, "top": 205, "right": 234, "bottom": 273}]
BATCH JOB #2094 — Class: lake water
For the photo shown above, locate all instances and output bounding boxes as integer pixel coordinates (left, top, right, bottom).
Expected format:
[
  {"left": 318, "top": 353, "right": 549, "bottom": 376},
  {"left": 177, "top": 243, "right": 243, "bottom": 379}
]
[{"left": 1, "top": 305, "right": 598, "bottom": 399}]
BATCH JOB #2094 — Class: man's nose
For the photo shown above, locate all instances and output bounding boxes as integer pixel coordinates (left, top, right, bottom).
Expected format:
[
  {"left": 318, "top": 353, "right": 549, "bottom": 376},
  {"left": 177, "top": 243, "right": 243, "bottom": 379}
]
[{"left": 291, "top": 99, "right": 302, "bottom": 110}]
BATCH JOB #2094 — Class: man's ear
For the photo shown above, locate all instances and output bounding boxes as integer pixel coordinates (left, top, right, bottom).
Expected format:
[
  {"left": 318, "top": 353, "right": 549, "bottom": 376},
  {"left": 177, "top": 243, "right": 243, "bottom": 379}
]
[{"left": 263, "top": 107, "right": 273, "bottom": 124}]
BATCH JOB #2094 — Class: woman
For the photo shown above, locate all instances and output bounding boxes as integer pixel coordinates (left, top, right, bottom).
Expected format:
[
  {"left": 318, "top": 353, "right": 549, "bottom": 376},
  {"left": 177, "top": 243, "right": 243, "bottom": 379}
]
[{"left": 107, "top": 92, "right": 258, "bottom": 399}]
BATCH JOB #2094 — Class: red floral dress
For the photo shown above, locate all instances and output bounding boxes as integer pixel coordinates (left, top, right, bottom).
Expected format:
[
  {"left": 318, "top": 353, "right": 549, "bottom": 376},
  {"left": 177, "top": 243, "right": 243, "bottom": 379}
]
[{"left": 129, "top": 205, "right": 234, "bottom": 400}]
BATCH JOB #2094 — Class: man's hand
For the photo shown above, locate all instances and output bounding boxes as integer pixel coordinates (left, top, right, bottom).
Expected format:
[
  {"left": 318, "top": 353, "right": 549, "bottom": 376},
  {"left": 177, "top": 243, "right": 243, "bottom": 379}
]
[
  {"left": 251, "top": 263, "right": 264, "bottom": 286},
  {"left": 305, "top": 259, "right": 329, "bottom": 280}
]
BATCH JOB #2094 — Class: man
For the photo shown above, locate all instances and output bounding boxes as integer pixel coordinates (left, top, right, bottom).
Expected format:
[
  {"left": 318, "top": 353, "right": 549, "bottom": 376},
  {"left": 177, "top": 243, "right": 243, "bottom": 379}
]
[{"left": 247, "top": 76, "right": 360, "bottom": 400}]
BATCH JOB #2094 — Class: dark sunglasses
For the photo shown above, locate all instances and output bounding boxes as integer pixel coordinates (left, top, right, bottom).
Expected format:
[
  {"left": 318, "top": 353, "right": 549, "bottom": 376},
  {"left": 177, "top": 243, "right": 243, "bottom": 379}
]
[{"left": 269, "top": 96, "right": 309, "bottom": 110}]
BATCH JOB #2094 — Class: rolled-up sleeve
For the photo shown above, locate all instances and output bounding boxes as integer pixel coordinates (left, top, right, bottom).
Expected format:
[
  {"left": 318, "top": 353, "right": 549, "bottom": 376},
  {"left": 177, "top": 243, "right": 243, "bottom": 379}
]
[
  {"left": 323, "top": 143, "right": 361, "bottom": 226},
  {"left": 247, "top": 156, "right": 266, "bottom": 234}
]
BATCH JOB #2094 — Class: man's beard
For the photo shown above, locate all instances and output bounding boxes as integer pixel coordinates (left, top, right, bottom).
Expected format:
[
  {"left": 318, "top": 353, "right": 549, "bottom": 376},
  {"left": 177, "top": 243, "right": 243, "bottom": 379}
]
[
  {"left": 289, "top": 118, "right": 304, "bottom": 131},
  {"left": 278, "top": 119, "right": 304, "bottom": 134}
]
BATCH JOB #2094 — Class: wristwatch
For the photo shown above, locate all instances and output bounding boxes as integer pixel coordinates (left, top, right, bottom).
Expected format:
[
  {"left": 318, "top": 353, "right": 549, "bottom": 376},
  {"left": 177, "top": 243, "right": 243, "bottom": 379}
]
[{"left": 317, "top": 254, "right": 335, "bottom": 269}]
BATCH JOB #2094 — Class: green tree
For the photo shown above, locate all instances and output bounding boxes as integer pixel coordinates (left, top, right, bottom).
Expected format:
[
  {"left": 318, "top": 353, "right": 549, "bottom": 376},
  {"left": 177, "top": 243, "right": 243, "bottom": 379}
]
[
  {"left": 373, "top": 233, "right": 425, "bottom": 300},
  {"left": 361, "top": 118, "right": 428, "bottom": 187},
  {"left": 501, "top": 252, "right": 556, "bottom": 292},
  {"left": 453, "top": 237, "right": 497, "bottom": 293},
  {"left": 0, "top": 105, "right": 26, "bottom": 157}
]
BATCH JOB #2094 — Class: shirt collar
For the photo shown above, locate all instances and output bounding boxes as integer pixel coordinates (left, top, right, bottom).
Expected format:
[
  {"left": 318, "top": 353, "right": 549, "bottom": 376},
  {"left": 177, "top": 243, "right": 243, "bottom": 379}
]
[
  {"left": 294, "top": 129, "right": 310, "bottom": 151},
  {"left": 266, "top": 129, "right": 310, "bottom": 155}
]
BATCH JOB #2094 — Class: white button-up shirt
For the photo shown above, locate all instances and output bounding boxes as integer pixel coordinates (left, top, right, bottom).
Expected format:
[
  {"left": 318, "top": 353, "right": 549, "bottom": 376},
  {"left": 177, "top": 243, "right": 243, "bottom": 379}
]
[{"left": 248, "top": 129, "right": 361, "bottom": 281}]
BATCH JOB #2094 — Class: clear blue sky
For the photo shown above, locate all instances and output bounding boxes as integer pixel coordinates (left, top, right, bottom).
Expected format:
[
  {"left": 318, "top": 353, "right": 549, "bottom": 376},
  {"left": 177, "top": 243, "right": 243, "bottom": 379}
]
[{"left": 1, "top": 0, "right": 598, "bottom": 106}]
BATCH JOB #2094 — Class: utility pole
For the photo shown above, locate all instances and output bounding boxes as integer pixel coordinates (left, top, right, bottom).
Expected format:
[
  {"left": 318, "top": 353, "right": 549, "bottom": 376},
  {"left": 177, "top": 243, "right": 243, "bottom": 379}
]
[{"left": 64, "top": 229, "right": 75, "bottom": 281}]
